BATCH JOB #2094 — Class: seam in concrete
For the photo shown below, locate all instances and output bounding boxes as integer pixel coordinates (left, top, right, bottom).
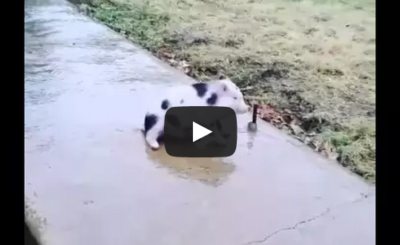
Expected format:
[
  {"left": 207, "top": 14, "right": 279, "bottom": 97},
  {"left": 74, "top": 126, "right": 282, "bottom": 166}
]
[{"left": 244, "top": 192, "right": 374, "bottom": 244}]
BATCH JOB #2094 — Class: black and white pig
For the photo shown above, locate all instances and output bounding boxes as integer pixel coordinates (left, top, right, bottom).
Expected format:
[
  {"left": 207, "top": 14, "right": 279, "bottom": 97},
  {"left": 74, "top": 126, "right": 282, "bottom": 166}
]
[{"left": 143, "top": 78, "right": 248, "bottom": 150}]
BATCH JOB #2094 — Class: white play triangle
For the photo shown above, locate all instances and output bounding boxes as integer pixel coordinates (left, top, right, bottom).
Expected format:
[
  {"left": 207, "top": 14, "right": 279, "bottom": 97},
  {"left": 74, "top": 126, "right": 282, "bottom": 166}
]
[{"left": 192, "top": 122, "right": 212, "bottom": 142}]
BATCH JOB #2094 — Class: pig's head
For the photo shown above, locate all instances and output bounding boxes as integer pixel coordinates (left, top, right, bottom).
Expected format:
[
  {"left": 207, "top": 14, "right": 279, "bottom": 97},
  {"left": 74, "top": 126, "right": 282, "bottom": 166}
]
[{"left": 212, "top": 78, "right": 248, "bottom": 114}]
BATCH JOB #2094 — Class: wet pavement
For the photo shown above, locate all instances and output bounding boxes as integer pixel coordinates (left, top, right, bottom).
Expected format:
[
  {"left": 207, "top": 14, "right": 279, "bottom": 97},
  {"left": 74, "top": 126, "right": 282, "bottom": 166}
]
[{"left": 24, "top": 0, "right": 375, "bottom": 245}]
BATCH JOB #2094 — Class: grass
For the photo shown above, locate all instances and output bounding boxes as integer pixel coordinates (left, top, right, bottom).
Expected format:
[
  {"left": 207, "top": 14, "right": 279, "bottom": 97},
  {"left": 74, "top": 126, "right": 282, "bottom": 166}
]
[{"left": 80, "top": 0, "right": 376, "bottom": 182}]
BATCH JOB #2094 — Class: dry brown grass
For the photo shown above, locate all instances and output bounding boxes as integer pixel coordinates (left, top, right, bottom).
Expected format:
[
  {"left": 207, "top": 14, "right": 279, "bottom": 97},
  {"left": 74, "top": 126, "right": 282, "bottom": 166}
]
[
  {"left": 84, "top": 0, "right": 375, "bottom": 181},
  {"left": 120, "top": 0, "right": 375, "bottom": 121}
]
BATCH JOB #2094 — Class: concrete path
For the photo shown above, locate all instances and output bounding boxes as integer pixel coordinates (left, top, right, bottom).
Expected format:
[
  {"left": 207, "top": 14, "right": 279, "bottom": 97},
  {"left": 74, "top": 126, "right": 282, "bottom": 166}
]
[{"left": 24, "top": 0, "right": 375, "bottom": 245}]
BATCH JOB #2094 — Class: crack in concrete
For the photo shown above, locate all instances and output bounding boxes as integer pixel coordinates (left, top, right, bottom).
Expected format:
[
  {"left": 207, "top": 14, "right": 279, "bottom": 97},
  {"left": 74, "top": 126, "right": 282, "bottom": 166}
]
[
  {"left": 245, "top": 208, "right": 330, "bottom": 244},
  {"left": 244, "top": 192, "right": 374, "bottom": 244},
  {"left": 352, "top": 192, "right": 374, "bottom": 203}
]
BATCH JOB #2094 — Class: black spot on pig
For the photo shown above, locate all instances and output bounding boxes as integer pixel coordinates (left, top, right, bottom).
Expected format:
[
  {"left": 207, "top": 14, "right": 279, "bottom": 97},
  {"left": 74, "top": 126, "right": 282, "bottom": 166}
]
[
  {"left": 161, "top": 99, "right": 170, "bottom": 110},
  {"left": 144, "top": 114, "right": 158, "bottom": 135},
  {"left": 192, "top": 83, "right": 208, "bottom": 97},
  {"left": 207, "top": 93, "right": 218, "bottom": 105}
]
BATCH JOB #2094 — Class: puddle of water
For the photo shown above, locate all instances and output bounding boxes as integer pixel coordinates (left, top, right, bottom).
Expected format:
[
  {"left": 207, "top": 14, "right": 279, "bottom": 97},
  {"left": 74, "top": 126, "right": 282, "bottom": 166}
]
[{"left": 143, "top": 135, "right": 236, "bottom": 186}]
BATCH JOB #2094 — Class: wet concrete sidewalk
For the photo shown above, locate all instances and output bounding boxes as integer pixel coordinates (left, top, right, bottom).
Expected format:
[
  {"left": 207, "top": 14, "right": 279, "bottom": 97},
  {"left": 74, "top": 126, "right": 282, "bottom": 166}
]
[{"left": 24, "top": 0, "right": 375, "bottom": 244}]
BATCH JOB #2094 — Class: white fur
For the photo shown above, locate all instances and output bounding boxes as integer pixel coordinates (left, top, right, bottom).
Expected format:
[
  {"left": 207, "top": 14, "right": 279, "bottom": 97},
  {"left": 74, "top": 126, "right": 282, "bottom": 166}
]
[{"left": 144, "top": 79, "right": 248, "bottom": 150}]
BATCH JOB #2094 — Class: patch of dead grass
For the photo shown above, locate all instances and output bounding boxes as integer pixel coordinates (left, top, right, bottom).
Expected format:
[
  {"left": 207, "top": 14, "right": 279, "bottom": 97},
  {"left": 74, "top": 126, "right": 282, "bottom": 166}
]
[{"left": 83, "top": 0, "right": 375, "bottom": 182}]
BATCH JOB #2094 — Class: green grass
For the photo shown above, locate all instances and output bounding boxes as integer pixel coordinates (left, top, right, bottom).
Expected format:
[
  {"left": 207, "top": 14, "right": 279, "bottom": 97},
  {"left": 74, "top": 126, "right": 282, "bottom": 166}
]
[
  {"left": 319, "top": 121, "right": 375, "bottom": 181},
  {"left": 85, "top": 1, "right": 168, "bottom": 51},
  {"left": 81, "top": 0, "right": 376, "bottom": 182}
]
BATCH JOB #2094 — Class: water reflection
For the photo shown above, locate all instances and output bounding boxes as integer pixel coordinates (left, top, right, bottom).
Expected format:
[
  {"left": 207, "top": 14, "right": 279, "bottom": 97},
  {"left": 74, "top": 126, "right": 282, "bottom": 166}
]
[{"left": 146, "top": 145, "right": 235, "bottom": 187}]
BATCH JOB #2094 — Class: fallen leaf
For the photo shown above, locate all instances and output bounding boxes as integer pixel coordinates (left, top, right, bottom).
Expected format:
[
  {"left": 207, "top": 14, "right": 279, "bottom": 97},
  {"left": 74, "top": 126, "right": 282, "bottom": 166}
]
[
  {"left": 162, "top": 52, "right": 175, "bottom": 59},
  {"left": 317, "top": 141, "right": 339, "bottom": 160},
  {"left": 258, "top": 104, "right": 278, "bottom": 121},
  {"left": 168, "top": 59, "right": 178, "bottom": 66},
  {"left": 175, "top": 60, "right": 192, "bottom": 75},
  {"left": 289, "top": 123, "right": 303, "bottom": 135}
]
